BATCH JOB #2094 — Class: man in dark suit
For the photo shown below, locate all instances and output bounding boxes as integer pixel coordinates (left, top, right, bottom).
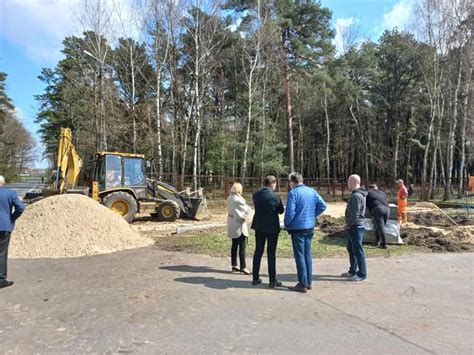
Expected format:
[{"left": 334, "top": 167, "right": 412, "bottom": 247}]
[
  {"left": 251, "top": 175, "right": 284, "bottom": 288},
  {"left": 0, "top": 175, "right": 25, "bottom": 289},
  {"left": 366, "top": 184, "right": 390, "bottom": 249}
]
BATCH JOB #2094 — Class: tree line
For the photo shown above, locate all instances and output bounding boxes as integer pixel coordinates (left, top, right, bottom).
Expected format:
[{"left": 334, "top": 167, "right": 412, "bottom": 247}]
[
  {"left": 0, "top": 71, "right": 36, "bottom": 179},
  {"left": 34, "top": 0, "right": 472, "bottom": 200}
]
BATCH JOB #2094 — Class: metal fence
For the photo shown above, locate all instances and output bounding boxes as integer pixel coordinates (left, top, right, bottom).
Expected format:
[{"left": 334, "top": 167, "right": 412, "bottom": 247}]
[
  {"left": 161, "top": 173, "right": 348, "bottom": 200},
  {"left": 160, "top": 173, "right": 473, "bottom": 204}
]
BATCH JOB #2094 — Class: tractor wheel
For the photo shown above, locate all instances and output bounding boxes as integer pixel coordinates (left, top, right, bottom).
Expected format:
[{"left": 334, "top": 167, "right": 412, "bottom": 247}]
[
  {"left": 156, "top": 201, "right": 180, "bottom": 222},
  {"left": 102, "top": 191, "right": 138, "bottom": 222}
]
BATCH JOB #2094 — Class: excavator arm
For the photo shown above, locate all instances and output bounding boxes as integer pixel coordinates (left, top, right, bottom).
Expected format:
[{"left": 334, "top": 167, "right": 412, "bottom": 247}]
[{"left": 54, "top": 128, "right": 82, "bottom": 193}]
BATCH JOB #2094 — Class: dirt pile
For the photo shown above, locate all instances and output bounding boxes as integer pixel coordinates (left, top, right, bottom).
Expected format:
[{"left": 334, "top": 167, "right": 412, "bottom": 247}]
[
  {"left": 11, "top": 194, "right": 153, "bottom": 258},
  {"left": 408, "top": 210, "right": 473, "bottom": 228},
  {"left": 401, "top": 224, "right": 473, "bottom": 252},
  {"left": 319, "top": 215, "right": 346, "bottom": 238}
]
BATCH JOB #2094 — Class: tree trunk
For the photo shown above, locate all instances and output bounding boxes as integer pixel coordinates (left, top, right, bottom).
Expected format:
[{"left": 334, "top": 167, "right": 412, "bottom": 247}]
[
  {"left": 323, "top": 83, "right": 330, "bottom": 193},
  {"left": 405, "top": 142, "right": 412, "bottom": 183},
  {"left": 282, "top": 28, "right": 294, "bottom": 172},
  {"left": 242, "top": 68, "right": 253, "bottom": 180},
  {"left": 98, "top": 62, "right": 107, "bottom": 151},
  {"left": 421, "top": 98, "right": 436, "bottom": 200},
  {"left": 130, "top": 46, "right": 137, "bottom": 154},
  {"left": 444, "top": 56, "right": 463, "bottom": 201},
  {"left": 192, "top": 15, "right": 201, "bottom": 191},
  {"left": 156, "top": 69, "right": 163, "bottom": 179},
  {"left": 458, "top": 67, "right": 472, "bottom": 198},
  {"left": 393, "top": 120, "right": 400, "bottom": 180}
]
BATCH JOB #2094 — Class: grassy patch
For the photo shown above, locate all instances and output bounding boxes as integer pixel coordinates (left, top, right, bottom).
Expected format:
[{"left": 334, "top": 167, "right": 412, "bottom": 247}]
[{"left": 153, "top": 230, "right": 415, "bottom": 258}]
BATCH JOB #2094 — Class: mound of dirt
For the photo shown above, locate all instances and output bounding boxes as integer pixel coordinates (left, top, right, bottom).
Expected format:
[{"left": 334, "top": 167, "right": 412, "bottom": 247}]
[
  {"left": 408, "top": 211, "right": 473, "bottom": 228},
  {"left": 319, "top": 215, "right": 346, "bottom": 238},
  {"left": 401, "top": 224, "right": 473, "bottom": 253},
  {"left": 11, "top": 194, "right": 153, "bottom": 258}
]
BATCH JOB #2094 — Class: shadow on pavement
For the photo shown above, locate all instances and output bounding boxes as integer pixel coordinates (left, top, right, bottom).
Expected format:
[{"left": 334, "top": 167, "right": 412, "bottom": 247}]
[
  {"left": 278, "top": 274, "right": 350, "bottom": 282},
  {"left": 161, "top": 265, "right": 350, "bottom": 285},
  {"left": 174, "top": 276, "right": 292, "bottom": 291},
  {"left": 160, "top": 265, "right": 233, "bottom": 275}
]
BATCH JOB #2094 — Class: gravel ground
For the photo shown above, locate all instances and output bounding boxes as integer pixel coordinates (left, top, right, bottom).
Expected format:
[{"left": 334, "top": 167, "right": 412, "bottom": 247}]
[{"left": 1, "top": 249, "right": 473, "bottom": 354}]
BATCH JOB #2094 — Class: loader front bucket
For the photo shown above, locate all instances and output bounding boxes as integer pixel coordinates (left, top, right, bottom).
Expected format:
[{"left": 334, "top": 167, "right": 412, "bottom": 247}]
[{"left": 188, "top": 196, "right": 208, "bottom": 220}]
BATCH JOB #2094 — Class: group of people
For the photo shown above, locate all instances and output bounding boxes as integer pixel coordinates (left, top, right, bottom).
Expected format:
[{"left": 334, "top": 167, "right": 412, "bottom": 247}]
[
  {"left": 0, "top": 172, "right": 409, "bottom": 292},
  {"left": 227, "top": 173, "right": 327, "bottom": 292},
  {"left": 227, "top": 173, "right": 410, "bottom": 292}
]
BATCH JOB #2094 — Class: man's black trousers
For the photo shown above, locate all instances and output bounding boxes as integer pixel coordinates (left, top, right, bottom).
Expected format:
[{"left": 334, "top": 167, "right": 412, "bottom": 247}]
[
  {"left": 252, "top": 231, "right": 279, "bottom": 282},
  {"left": 372, "top": 206, "right": 390, "bottom": 247},
  {"left": 0, "top": 231, "right": 11, "bottom": 281}
]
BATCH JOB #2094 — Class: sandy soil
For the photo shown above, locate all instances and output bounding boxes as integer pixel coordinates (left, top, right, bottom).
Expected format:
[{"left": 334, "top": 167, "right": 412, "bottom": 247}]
[{"left": 131, "top": 202, "right": 348, "bottom": 236}]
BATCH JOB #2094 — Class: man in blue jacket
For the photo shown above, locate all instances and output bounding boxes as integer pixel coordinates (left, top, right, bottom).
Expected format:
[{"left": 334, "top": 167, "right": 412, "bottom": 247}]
[
  {"left": 0, "top": 176, "right": 25, "bottom": 289},
  {"left": 284, "top": 172, "right": 327, "bottom": 293}
]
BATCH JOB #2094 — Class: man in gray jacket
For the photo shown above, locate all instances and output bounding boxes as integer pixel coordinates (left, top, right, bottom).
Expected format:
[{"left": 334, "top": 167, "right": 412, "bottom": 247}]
[{"left": 342, "top": 174, "right": 368, "bottom": 282}]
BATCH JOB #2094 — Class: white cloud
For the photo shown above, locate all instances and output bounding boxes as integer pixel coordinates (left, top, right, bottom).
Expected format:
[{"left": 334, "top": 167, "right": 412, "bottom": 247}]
[
  {"left": 0, "top": 0, "right": 141, "bottom": 64},
  {"left": 0, "top": 0, "right": 82, "bottom": 63},
  {"left": 376, "top": 0, "right": 414, "bottom": 35}
]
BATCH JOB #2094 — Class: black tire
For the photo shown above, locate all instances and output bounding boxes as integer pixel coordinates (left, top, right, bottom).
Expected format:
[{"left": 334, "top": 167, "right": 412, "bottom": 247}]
[
  {"left": 156, "top": 201, "right": 180, "bottom": 222},
  {"left": 102, "top": 191, "right": 138, "bottom": 223}
]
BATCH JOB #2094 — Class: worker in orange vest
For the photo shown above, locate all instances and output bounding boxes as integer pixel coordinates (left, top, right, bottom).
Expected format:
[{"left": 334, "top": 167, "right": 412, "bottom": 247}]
[{"left": 396, "top": 179, "right": 408, "bottom": 225}]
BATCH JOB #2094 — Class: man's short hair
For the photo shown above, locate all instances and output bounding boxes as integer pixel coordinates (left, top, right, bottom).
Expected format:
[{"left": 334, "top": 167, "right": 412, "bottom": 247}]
[
  {"left": 369, "top": 184, "right": 378, "bottom": 190},
  {"left": 348, "top": 174, "right": 361, "bottom": 186},
  {"left": 264, "top": 175, "right": 277, "bottom": 187},
  {"left": 288, "top": 172, "right": 303, "bottom": 184},
  {"left": 0, "top": 175, "right": 5, "bottom": 186}
]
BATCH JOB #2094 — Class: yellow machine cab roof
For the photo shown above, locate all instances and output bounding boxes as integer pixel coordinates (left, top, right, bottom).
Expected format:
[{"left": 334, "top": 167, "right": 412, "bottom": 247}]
[{"left": 96, "top": 151, "right": 146, "bottom": 159}]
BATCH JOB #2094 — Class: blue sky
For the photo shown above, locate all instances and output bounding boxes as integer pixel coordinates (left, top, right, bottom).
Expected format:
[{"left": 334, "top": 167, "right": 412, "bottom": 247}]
[{"left": 0, "top": 0, "right": 414, "bottom": 168}]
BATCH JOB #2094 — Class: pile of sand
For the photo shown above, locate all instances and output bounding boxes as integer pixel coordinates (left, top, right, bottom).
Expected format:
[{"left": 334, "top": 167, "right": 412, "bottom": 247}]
[{"left": 11, "top": 194, "right": 154, "bottom": 258}]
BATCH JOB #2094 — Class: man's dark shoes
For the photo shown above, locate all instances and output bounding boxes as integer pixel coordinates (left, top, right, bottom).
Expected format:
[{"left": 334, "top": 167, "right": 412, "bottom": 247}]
[
  {"left": 269, "top": 280, "right": 283, "bottom": 288},
  {"left": 0, "top": 280, "right": 14, "bottom": 289},
  {"left": 252, "top": 278, "right": 262, "bottom": 286},
  {"left": 307, "top": 284, "right": 312, "bottom": 290},
  {"left": 288, "top": 283, "right": 307, "bottom": 293},
  {"left": 379, "top": 245, "right": 388, "bottom": 249}
]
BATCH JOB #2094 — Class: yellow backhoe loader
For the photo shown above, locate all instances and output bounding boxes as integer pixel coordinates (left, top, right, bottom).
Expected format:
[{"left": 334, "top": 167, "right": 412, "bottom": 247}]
[{"left": 26, "top": 128, "right": 207, "bottom": 223}]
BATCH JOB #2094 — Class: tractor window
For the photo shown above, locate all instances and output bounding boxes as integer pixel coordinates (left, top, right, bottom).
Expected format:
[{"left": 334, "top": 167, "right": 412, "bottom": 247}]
[
  {"left": 96, "top": 157, "right": 106, "bottom": 191},
  {"left": 106, "top": 155, "right": 122, "bottom": 189},
  {"left": 123, "top": 158, "right": 146, "bottom": 186}
]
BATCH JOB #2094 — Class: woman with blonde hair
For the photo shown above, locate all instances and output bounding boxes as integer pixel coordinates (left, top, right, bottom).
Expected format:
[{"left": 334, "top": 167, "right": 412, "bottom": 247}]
[{"left": 227, "top": 182, "right": 251, "bottom": 275}]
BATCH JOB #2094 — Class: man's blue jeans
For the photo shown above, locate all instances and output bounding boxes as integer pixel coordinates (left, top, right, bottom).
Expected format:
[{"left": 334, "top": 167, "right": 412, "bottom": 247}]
[
  {"left": 291, "top": 233, "right": 313, "bottom": 287},
  {"left": 346, "top": 228, "right": 367, "bottom": 278}
]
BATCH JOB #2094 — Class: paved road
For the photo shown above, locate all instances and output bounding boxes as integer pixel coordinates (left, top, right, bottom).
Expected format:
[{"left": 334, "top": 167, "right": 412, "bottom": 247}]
[
  {"left": 1, "top": 250, "right": 473, "bottom": 353},
  {"left": 5, "top": 182, "right": 46, "bottom": 198}
]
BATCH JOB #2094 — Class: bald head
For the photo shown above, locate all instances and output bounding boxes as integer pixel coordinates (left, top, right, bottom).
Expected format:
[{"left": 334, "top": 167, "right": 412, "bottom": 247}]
[
  {"left": 0, "top": 175, "right": 5, "bottom": 187},
  {"left": 348, "top": 174, "right": 361, "bottom": 191}
]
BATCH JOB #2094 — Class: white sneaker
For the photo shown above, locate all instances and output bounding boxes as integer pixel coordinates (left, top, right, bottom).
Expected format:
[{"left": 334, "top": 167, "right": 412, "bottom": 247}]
[{"left": 350, "top": 275, "right": 367, "bottom": 282}]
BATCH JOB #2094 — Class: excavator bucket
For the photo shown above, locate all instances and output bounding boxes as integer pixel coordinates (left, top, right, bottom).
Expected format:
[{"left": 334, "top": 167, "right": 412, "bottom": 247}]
[
  {"left": 178, "top": 188, "right": 208, "bottom": 220},
  {"left": 189, "top": 195, "right": 208, "bottom": 220}
]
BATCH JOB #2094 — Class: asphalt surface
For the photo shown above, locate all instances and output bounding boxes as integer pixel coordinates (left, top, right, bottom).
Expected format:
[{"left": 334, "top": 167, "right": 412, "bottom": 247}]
[
  {"left": 5, "top": 182, "right": 46, "bottom": 198},
  {"left": 1, "top": 249, "right": 473, "bottom": 354}
]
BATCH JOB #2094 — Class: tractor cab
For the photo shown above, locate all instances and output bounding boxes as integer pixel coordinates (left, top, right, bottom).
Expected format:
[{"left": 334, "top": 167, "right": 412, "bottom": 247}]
[
  {"left": 93, "top": 152, "right": 147, "bottom": 195},
  {"left": 91, "top": 152, "right": 148, "bottom": 221}
]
